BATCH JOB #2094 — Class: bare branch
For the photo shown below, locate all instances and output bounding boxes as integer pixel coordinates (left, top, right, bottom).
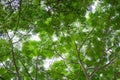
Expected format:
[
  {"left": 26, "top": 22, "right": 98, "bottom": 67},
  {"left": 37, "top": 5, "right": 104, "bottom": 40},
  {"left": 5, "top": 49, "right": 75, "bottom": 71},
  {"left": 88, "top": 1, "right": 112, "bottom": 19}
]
[
  {"left": 74, "top": 42, "right": 89, "bottom": 80},
  {"left": 6, "top": 30, "right": 21, "bottom": 80},
  {"left": 73, "top": 27, "right": 95, "bottom": 80},
  {"left": 11, "top": 41, "right": 21, "bottom": 80}
]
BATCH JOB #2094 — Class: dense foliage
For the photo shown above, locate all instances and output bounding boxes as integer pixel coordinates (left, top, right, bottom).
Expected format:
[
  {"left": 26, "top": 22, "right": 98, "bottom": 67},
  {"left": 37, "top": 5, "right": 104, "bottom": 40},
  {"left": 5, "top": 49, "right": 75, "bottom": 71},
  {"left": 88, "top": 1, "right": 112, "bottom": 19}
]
[{"left": 0, "top": 0, "right": 120, "bottom": 80}]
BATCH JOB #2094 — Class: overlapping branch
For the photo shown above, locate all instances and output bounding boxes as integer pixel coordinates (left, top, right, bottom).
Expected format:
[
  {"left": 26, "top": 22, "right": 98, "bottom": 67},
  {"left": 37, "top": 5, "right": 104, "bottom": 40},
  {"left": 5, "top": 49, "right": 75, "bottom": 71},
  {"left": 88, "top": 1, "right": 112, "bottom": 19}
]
[{"left": 6, "top": 30, "right": 21, "bottom": 80}]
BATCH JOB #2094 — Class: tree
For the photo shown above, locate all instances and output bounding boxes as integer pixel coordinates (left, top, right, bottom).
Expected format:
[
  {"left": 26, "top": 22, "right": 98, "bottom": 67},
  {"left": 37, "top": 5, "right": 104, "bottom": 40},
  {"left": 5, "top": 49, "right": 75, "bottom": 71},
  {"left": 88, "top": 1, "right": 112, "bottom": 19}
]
[{"left": 0, "top": 0, "right": 120, "bottom": 80}]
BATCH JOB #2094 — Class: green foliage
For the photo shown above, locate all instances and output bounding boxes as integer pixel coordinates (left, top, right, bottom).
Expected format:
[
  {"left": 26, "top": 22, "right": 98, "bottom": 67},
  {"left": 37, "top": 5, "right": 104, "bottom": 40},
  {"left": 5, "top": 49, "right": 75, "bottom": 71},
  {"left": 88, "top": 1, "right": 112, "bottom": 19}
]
[
  {"left": 0, "top": 39, "right": 11, "bottom": 61},
  {"left": 0, "top": 0, "right": 120, "bottom": 80}
]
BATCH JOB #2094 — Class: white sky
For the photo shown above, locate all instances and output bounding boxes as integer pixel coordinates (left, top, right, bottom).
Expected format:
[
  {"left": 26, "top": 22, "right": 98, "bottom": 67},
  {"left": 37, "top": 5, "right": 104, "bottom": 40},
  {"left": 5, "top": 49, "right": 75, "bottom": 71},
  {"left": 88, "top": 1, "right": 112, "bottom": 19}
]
[
  {"left": 43, "top": 57, "right": 63, "bottom": 70},
  {"left": 30, "top": 33, "right": 40, "bottom": 41},
  {"left": 85, "top": 0, "right": 99, "bottom": 18}
]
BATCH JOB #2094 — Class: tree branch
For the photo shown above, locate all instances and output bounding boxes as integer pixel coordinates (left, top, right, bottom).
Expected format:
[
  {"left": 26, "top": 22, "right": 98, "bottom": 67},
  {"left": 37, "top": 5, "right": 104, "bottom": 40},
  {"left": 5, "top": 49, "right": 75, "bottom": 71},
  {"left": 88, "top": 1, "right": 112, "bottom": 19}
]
[
  {"left": 114, "top": 66, "right": 117, "bottom": 80},
  {"left": 6, "top": 30, "right": 21, "bottom": 80},
  {"left": 11, "top": 0, "right": 22, "bottom": 39},
  {"left": 53, "top": 43, "right": 72, "bottom": 72},
  {"left": 73, "top": 27, "right": 95, "bottom": 80},
  {"left": 79, "top": 27, "right": 95, "bottom": 49},
  {"left": 19, "top": 59, "right": 33, "bottom": 80},
  {"left": 35, "top": 56, "right": 39, "bottom": 80},
  {"left": 74, "top": 42, "right": 89, "bottom": 80},
  {"left": 10, "top": 41, "right": 21, "bottom": 80},
  {"left": 89, "top": 57, "right": 116, "bottom": 79}
]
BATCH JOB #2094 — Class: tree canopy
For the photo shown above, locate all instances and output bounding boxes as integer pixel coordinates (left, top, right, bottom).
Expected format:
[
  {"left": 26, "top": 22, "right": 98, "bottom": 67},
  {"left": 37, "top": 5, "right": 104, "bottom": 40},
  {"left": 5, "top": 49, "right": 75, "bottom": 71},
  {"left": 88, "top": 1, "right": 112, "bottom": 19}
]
[{"left": 0, "top": 0, "right": 120, "bottom": 80}]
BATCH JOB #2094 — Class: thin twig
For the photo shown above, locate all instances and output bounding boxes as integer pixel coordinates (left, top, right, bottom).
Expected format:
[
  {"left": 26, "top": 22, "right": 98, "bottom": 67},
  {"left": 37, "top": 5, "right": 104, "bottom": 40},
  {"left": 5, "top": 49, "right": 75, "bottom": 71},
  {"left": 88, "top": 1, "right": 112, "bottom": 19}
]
[
  {"left": 12, "top": 28, "right": 32, "bottom": 44},
  {"left": 114, "top": 66, "right": 117, "bottom": 80},
  {"left": 11, "top": 0, "right": 22, "bottom": 39},
  {"left": 19, "top": 59, "right": 33, "bottom": 80},
  {"left": 35, "top": 46, "right": 42, "bottom": 80},
  {"left": 35, "top": 56, "right": 39, "bottom": 80},
  {"left": 53, "top": 43, "right": 72, "bottom": 73},
  {"left": 79, "top": 27, "right": 95, "bottom": 49},
  {"left": 1, "top": 62, "right": 15, "bottom": 75},
  {"left": 89, "top": 57, "right": 116, "bottom": 79}
]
